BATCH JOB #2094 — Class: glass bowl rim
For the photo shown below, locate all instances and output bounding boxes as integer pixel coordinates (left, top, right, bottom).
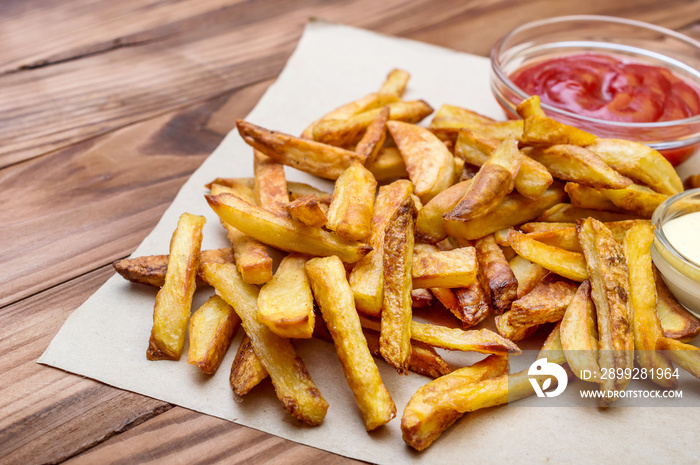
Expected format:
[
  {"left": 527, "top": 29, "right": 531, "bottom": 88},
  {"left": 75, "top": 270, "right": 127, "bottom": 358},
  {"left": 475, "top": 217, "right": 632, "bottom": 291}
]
[
  {"left": 651, "top": 187, "right": 700, "bottom": 276},
  {"left": 490, "top": 14, "right": 700, "bottom": 130}
]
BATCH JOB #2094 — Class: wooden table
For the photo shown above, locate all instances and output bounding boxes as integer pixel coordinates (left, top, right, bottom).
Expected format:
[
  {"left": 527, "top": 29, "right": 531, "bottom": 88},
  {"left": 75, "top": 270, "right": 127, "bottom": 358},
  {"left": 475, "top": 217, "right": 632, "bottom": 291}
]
[{"left": 2, "top": 1, "right": 699, "bottom": 463}]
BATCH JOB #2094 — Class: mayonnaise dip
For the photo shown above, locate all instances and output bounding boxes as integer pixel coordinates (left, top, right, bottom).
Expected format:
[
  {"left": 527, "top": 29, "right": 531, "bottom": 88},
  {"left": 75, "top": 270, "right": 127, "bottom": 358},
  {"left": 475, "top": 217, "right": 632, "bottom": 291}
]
[{"left": 663, "top": 211, "right": 700, "bottom": 268}]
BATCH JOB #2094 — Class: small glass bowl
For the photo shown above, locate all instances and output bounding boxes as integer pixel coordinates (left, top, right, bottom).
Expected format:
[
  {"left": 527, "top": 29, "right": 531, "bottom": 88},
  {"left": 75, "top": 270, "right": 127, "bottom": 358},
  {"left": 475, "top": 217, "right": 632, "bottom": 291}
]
[
  {"left": 490, "top": 15, "right": 700, "bottom": 166},
  {"left": 651, "top": 188, "right": 700, "bottom": 317}
]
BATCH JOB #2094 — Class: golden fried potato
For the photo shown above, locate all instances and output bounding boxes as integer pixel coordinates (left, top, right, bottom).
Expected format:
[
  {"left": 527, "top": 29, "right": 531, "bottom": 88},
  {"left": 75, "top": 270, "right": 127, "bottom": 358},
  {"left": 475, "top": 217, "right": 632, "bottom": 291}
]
[
  {"left": 253, "top": 150, "right": 289, "bottom": 216},
  {"left": 565, "top": 182, "right": 623, "bottom": 212},
  {"left": 411, "top": 288, "right": 436, "bottom": 308},
  {"left": 623, "top": 223, "right": 677, "bottom": 388},
  {"left": 378, "top": 68, "right": 411, "bottom": 96},
  {"left": 415, "top": 179, "right": 471, "bottom": 243},
  {"left": 209, "top": 177, "right": 331, "bottom": 204},
  {"left": 202, "top": 262, "right": 328, "bottom": 426},
  {"left": 364, "top": 329, "right": 451, "bottom": 378},
  {"left": 306, "top": 256, "right": 396, "bottom": 431},
  {"left": 520, "top": 222, "right": 576, "bottom": 233},
  {"left": 655, "top": 269, "right": 700, "bottom": 341},
  {"left": 585, "top": 138, "right": 683, "bottom": 195},
  {"left": 355, "top": 106, "right": 389, "bottom": 165},
  {"left": 349, "top": 180, "right": 414, "bottom": 316},
  {"left": 506, "top": 273, "right": 579, "bottom": 328},
  {"left": 521, "top": 114, "right": 597, "bottom": 146},
  {"left": 230, "top": 334, "right": 268, "bottom": 396},
  {"left": 326, "top": 162, "right": 377, "bottom": 241},
  {"left": 412, "top": 247, "right": 477, "bottom": 289},
  {"left": 599, "top": 184, "right": 669, "bottom": 218},
  {"left": 258, "top": 254, "right": 315, "bottom": 339},
  {"left": 577, "top": 218, "right": 634, "bottom": 405},
  {"left": 475, "top": 234, "right": 518, "bottom": 313},
  {"left": 560, "top": 280, "right": 601, "bottom": 382},
  {"left": 656, "top": 337, "right": 700, "bottom": 379},
  {"left": 524, "top": 228, "right": 581, "bottom": 253},
  {"left": 515, "top": 95, "right": 547, "bottom": 118},
  {"left": 206, "top": 193, "right": 371, "bottom": 263},
  {"left": 536, "top": 203, "right": 641, "bottom": 223},
  {"left": 365, "top": 147, "right": 409, "bottom": 181},
  {"left": 380, "top": 196, "right": 415, "bottom": 373},
  {"left": 410, "top": 321, "right": 520, "bottom": 355},
  {"left": 147, "top": 212, "right": 205, "bottom": 361},
  {"left": 188, "top": 295, "right": 241, "bottom": 375},
  {"left": 284, "top": 195, "right": 328, "bottom": 227},
  {"left": 387, "top": 120, "right": 455, "bottom": 203},
  {"left": 444, "top": 183, "right": 567, "bottom": 241},
  {"left": 429, "top": 104, "right": 523, "bottom": 141},
  {"left": 508, "top": 229, "right": 587, "bottom": 281},
  {"left": 509, "top": 255, "right": 549, "bottom": 298},
  {"left": 237, "top": 119, "right": 364, "bottom": 180}
]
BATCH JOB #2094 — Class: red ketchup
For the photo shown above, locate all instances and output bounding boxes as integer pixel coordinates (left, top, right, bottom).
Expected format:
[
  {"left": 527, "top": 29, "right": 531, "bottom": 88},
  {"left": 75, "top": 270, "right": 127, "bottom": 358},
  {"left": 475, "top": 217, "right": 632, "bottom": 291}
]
[{"left": 510, "top": 53, "right": 700, "bottom": 165}]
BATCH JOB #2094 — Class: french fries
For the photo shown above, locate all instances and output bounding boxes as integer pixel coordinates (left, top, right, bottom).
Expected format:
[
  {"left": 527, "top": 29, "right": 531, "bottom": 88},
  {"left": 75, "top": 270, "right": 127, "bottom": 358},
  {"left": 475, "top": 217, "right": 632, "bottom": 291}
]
[
  {"left": 306, "top": 256, "right": 396, "bottom": 430},
  {"left": 656, "top": 337, "right": 700, "bottom": 379},
  {"left": 188, "top": 295, "right": 241, "bottom": 375},
  {"left": 474, "top": 234, "right": 518, "bottom": 313},
  {"left": 253, "top": 150, "right": 289, "bottom": 215},
  {"left": 521, "top": 114, "right": 597, "bottom": 146},
  {"left": 147, "top": 213, "right": 205, "bottom": 361},
  {"left": 326, "top": 162, "right": 377, "bottom": 241},
  {"left": 560, "top": 280, "right": 601, "bottom": 381},
  {"left": 284, "top": 195, "right": 328, "bottom": 227},
  {"left": 599, "top": 184, "right": 668, "bottom": 218},
  {"left": 508, "top": 229, "right": 588, "bottom": 281},
  {"left": 356, "top": 106, "right": 389, "bottom": 164},
  {"left": 415, "top": 179, "right": 471, "bottom": 243},
  {"left": 230, "top": 334, "right": 269, "bottom": 396},
  {"left": 203, "top": 262, "right": 329, "bottom": 425},
  {"left": 656, "top": 269, "right": 700, "bottom": 341},
  {"left": 509, "top": 255, "right": 548, "bottom": 298},
  {"left": 411, "top": 247, "right": 477, "bottom": 289}
]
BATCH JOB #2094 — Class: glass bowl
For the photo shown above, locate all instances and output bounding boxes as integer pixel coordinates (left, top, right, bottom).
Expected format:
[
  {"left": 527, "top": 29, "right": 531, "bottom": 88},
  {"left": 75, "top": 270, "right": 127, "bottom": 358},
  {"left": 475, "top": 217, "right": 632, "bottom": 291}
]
[
  {"left": 651, "top": 188, "right": 700, "bottom": 317},
  {"left": 490, "top": 15, "right": 700, "bottom": 166}
]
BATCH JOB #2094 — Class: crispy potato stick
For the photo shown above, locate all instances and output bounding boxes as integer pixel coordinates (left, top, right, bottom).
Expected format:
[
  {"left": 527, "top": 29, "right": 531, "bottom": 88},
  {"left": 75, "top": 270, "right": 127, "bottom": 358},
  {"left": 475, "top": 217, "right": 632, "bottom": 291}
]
[
  {"left": 525, "top": 228, "right": 581, "bottom": 253},
  {"left": 415, "top": 179, "right": 471, "bottom": 243},
  {"left": 624, "top": 222, "right": 677, "bottom": 388},
  {"left": 520, "top": 222, "right": 576, "bottom": 233},
  {"left": 429, "top": 104, "right": 524, "bottom": 141},
  {"left": 380, "top": 196, "right": 415, "bottom": 373},
  {"left": 364, "top": 329, "right": 452, "bottom": 378},
  {"left": 401, "top": 355, "right": 509, "bottom": 451},
  {"left": 188, "top": 295, "right": 241, "bottom": 375},
  {"left": 147, "top": 213, "right": 205, "bottom": 361},
  {"left": 355, "top": 106, "right": 389, "bottom": 164},
  {"left": 300, "top": 92, "right": 399, "bottom": 139},
  {"left": 284, "top": 195, "right": 328, "bottom": 227},
  {"left": 411, "top": 322, "right": 520, "bottom": 355},
  {"left": 411, "top": 288, "right": 437, "bottom": 307},
  {"left": 524, "top": 144, "right": 632, "bottom": 189},
  {"left": 326, "top": 162, "right": 377, "bottom": 241},
  {"left": 599, "top": 184, "right": 669, "bottom": 218},
  {"left": 475, "top": 234, "right": 518, "bottom": 313},
  {"left": 306, "top": 256, "right": 396, "bottom": 430},
  {"left": 445, "top": 136, "right": 521, "bottom": 221},
  {"left": 113, "top": 248, "right": 234, "bottom": 287},
  {"left": 202, "top": 262, "right": 328, "bottom": 425},
  {"left": 313, "top": 100, "right": 434, "bottom": 146},
  {"left": 431, "top": 285, "right": 491, "bottom": 328},
  {"left": 379, "top": 68, "right": 411, "bottom": 96},
  {"left": 515, "top": 95, "right": 547, "bottom": 118},
  {"left": 210, "top": 184, "right": 273, "bottom": 284},
  {"left": 656, "top": 337, "right": 700, "bottom": 379},
  {"left": 206, "top": 193, "right": 371, "bottom": 263},
  {"left": 237, "top": 120, "right": 364, "bottom": 180},
  {"left": 253, "top": 151, "right": 289, "bottom": 215},
  {"left": 565, "top": 182, "right": 623, "bottom": 212},
  {"left": 509, "top": 255, "right": 549, "bottom": 298},
  {"left": 230, "top": 334, "right": 269, "bottom": 396},
  {"left": 655, "top": 269, "right": 700, "bottom": 341},
  {"left": 365, "top": 147, "right": 410, "bottom": 181},
  {"left": 209, "top": 177, "right": 332, "bottom": 204},
  {"left": 536, "top": 203, "right": 640, "bottom": 223},
  {"left": 585, "top": 138, "right": 683, "bottom": 195},
  {"left": 349, "top": 180, "right": 414, "bottom": 316},
  {"left": 521, "top": 114, "right": 597, "bottom": 146},
  {"left": 258, "top": 254, "right": 315, "bottom": 339},
  {"left": 444, "top": 183, "right": 567, "bottom": 241},
  {"left": 560, "top": 280, "right": 601, "bottom": 382},
  {"left": 387, "top": 120, "right": 455, "bottom": 203},
  {"left": 507, "top": 273, "right": 578, "bottom": 327},
  {"left": 508, "top": 230, "right": 587, "bottom": 281},
  {"left": 577, "top": 218, "right": 634, "bottom": 405},
  {"left": 412, "top": 247, "right": 477, "bottom": 288}
]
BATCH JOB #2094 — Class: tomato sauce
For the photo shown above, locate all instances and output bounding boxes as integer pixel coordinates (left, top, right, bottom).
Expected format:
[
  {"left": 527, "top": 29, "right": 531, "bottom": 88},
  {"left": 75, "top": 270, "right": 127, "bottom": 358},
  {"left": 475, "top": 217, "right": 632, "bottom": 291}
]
[{"left": 510, "top": 53, "right": 700, "bottom": 123}]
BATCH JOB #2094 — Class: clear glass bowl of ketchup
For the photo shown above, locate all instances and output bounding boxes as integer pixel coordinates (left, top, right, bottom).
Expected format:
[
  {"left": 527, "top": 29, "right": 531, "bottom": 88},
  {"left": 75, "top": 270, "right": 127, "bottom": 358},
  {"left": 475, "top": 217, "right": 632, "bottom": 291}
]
[{"left": 491, "top": 15, "right": 700, "bottom": 166}]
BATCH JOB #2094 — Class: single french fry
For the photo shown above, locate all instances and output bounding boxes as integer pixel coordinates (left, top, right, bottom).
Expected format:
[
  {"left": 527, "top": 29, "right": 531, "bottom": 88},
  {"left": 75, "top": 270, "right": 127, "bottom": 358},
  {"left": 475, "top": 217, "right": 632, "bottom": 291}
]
[
  {"left": 509, "top": 255, "right": 549, "bottom": 298},
  {"left": 415, "top": 179, "right": 471, "bottom": 243},
  {"left": 515, "top": 95, "right": 547, "bottom": 118},
  {"left": 577, "top": 218, "right": 634, "bottom": 405},
  {"left": 444, "top": 183, "right": 567, "bottom": 241},
  {"left": 565, "top": 182, "right": 622, "bottom": 212},
  {"left": 363, "top": 329, "right": 452, "bottom": 378},
  {"left": 560, "top": 280, "right": 601, "bottom": 382},
  {"left": 202, "top": 262, "right": 328, "bottom": 425},
  {"left": 356, "top": 106, "right": 389, "bottom": 165},
  {"left": 412, "top": 247, "right": 478, "bottom": 289},
  {"left": 237, "top": 120, "right": 364, "bottom": 180},
  {"left": 188, "top": 295, "right": 241, "bottom": 375},
  {"left": 445, "top": 136, "right": 521, "bottom": 221},
  {"left": 380, "top": 196, "right": 415, "bottom": 373},
  {"left": 507, "top": 273, "right": 579, "bottom": 327},
  {"left": 475, "top": 234, "right": 518, "bottom": 313},
  {"left": 387, "top": 120, "right": 455, "bottom": 203},
  {"left": 656, "top": 269, "right": 700, "bottom": 341},
  {"left": 230, "top": 334, "right": 269, "bottom": 396},
  {"left": 656, "top": 337, "right": 700, "bottom": 379},
  {"left": 349, "top": 180, "right": 414, "bottom": 316},
  {"left": 258, "top": 254, "right": 315, "bottom": 339},
  {"left": 206, "top": 193, "right": 371, "bottom": 263},
  {"left": 147, "top": 213, "right": 205, "bottom": 361},
  {"left": 524, "top": 228, "right": 581, "bottom": 253},
  {"left": 585, "top": 138, "right": 683, "bottom": 195},
  {"left": 379, "top": 68, "right": 411, "bottom": 96},
  {"left": 536, "top": 203, "right": 641, "bottom": 223},
  {"left": 520, "top": 222, "right": 575, "bottom": 233},
  {"left": 410, "top": 322, "right": 520, "bottom": 355},
  {"left": 401, "top": 355, "right": 509, "bottom": 451},
  {"left": 624, "top": 222, "right": 677, "bottom": 388},
  {"left": 524, "top": 144, "right": 632, "bottom": 189},
  {"left": 521, "top": 114, "right": 597, "bottom": 146},
  {"left": 208, "top": 177, "right": 331, "bottom": 204},
  {"left": 326, "top": 162, "right": 377, "bottom": 241},
  {"left": 429, "top": 104, "right": 523, "bottom": 141},
  {"left": 253, "top": 150, "right": 289, "bottom": 216},
  {"left": 365, "top": 147, "right": 409, "bottom": 181},
  {"left": 284, "top": 195, "right": 328, "bottom": 227},
  {"left": 508, "top": 229, "right": 587, "bottom": 281},
  {"left": 599, "top": 184, "right": 669, "bottom": 218},
  {"left": 306, "top": 256, "right": 396, "bottom": 430}
]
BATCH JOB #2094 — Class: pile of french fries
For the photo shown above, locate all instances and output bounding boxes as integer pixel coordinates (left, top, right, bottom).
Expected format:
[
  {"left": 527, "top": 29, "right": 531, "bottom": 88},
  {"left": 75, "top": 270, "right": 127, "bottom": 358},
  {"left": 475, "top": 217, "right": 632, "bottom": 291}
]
[{"left": 113, "top": 69, "right": 700, "bottom": 450}]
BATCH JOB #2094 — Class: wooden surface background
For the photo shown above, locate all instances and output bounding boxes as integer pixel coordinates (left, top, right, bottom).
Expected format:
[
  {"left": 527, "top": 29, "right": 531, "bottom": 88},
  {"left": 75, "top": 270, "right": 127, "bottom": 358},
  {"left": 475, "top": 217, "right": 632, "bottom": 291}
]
[{"left": 2, "top": 1, "right": 699, "bottom": 463}]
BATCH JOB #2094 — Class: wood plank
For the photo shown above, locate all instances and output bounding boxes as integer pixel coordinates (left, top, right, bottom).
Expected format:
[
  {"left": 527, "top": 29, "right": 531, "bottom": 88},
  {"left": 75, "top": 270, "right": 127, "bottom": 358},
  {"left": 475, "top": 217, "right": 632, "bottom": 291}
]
[
  {"left": 0, "top": 265, "right": 172, "bottom": 465},
  {"left": 64, "top": 407, "right": 365, "bottom": 465}
]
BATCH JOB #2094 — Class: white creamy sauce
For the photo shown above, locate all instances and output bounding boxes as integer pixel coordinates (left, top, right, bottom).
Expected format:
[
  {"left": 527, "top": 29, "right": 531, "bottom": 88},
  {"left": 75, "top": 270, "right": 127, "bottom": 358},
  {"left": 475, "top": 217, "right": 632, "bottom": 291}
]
[{"left": 663, "top": 212, "right": 700, "bottom": 267}]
